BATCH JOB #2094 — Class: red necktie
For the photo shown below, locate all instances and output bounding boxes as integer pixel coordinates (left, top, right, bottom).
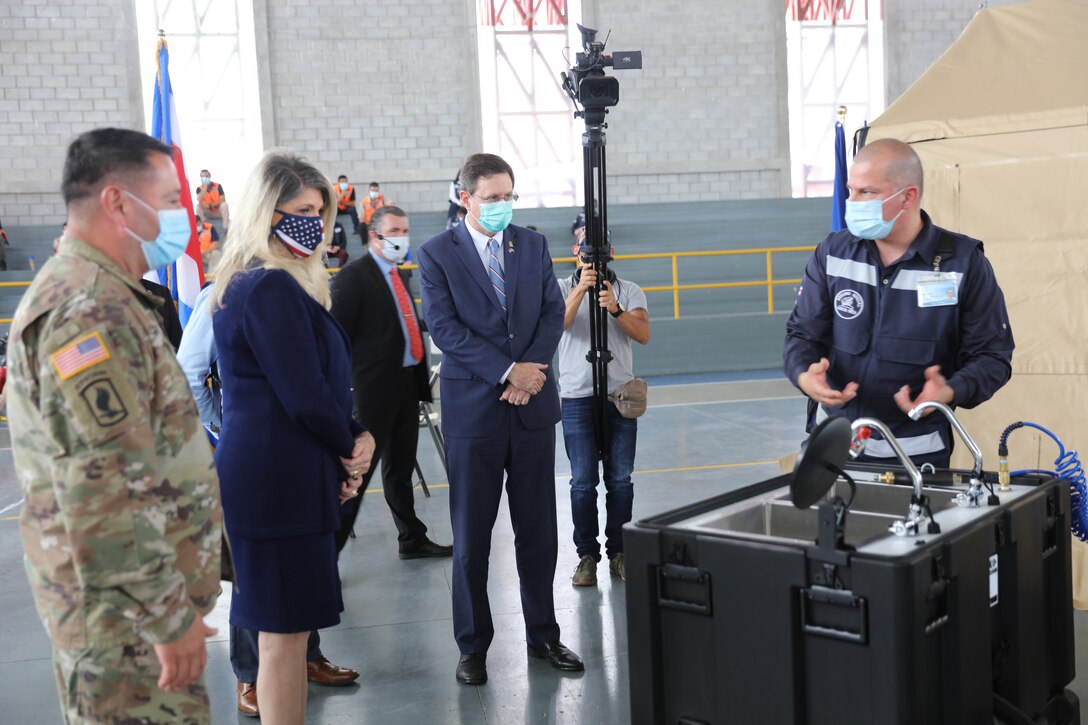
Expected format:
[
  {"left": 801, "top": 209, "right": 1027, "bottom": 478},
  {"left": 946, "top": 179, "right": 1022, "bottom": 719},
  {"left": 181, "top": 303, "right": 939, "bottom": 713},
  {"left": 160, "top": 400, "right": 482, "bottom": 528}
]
[{"left": 390, "top": 267, "right": 424, "bottom": 363}]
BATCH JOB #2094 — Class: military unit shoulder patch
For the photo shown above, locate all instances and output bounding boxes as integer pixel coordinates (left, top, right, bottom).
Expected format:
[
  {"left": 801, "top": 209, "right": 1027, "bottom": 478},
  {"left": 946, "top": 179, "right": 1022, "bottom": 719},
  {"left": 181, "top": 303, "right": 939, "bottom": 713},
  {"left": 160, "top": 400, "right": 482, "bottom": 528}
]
[
  {"left": 78, "top": 378, "right": 128, "bottom": 427},
  {"left": 50, "top": 332, "right": 111, "bottom": 381}
]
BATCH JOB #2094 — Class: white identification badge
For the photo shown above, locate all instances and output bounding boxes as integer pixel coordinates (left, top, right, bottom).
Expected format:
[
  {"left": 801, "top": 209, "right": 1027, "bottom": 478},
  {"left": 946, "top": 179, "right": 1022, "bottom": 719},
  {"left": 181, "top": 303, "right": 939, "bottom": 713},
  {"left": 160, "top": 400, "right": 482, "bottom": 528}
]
[{"left": 917, "top": 272, "right": 959, "bottom": 308}]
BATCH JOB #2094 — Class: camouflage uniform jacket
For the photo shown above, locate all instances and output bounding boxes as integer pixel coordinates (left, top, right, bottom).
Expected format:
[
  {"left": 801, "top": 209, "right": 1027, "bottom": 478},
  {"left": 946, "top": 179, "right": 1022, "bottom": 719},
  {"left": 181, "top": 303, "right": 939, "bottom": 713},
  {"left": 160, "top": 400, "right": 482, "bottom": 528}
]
[{"left": 6, "top": 237, "right": 222, "bottom": 650}]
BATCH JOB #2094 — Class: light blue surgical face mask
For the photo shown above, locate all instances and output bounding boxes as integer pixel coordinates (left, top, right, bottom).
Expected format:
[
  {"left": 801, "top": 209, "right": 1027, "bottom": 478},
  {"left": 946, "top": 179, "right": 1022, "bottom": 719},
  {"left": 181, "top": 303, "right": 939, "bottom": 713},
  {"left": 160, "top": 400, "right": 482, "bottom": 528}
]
[
  {"left": 339, "top": 182, "right": 349, "bottom": 192},
  {"left": 122, "top": 190, "right": 191, "bottom": 270},
  {"left": 844, "top": 187, "right": 907, "bottom": 240},
  {"left": 474, "top": 200, "right": 513, "bottom": 234}
]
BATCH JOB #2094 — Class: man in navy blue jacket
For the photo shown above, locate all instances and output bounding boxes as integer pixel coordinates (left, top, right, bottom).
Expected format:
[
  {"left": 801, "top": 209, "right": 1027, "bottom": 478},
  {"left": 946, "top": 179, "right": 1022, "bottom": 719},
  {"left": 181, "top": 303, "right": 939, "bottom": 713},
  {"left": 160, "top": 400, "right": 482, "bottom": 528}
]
[
  {"left": 418, "top": 153, "right": 584, "bottom": 685},
  {"left": 784, "top": 138, "right": 1014, "bottom": 467}
]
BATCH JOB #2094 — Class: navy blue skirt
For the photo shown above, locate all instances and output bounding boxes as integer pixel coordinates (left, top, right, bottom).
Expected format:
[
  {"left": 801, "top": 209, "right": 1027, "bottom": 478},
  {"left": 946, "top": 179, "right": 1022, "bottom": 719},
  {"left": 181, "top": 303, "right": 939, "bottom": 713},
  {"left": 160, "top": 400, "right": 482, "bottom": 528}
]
[{"left": 227, "top": 531, "right": 343, "bottom": 634}]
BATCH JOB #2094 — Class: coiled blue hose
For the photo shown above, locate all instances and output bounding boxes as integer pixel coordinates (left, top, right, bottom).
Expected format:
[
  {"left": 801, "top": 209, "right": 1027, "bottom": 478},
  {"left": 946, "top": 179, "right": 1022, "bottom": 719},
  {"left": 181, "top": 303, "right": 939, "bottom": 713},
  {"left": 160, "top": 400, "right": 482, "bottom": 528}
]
[{"left": 1001, "top": 421, "right": 1088, "bottom": 541}]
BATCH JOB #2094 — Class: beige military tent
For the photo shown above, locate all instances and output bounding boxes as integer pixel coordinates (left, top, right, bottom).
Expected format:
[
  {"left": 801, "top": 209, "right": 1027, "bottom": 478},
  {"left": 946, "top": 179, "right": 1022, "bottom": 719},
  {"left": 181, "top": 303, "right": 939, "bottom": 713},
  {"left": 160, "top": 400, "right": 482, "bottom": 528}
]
[{"left": 867, "top": 0, "right": 1088, "bottom": 475}]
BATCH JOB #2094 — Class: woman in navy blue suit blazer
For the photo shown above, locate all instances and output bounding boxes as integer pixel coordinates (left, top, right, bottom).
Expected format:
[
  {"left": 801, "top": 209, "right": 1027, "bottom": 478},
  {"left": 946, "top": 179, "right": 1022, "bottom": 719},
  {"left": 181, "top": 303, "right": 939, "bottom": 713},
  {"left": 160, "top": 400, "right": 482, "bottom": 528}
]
[{"left": 211, "top": 150, "right": 374, "bottom": 723}]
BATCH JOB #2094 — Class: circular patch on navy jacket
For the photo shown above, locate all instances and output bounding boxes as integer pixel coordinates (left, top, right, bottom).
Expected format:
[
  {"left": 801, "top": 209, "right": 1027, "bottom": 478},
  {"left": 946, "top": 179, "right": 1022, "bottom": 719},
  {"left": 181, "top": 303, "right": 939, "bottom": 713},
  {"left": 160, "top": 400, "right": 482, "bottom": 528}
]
[{"left": 834, "top": 289, "right": 863, "bottom": 320}]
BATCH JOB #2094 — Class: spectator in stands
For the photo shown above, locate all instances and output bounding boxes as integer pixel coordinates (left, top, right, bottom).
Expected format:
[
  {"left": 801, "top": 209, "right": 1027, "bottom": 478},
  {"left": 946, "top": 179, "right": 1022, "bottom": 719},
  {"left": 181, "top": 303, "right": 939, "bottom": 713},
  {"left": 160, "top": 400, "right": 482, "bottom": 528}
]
[
  {"left": 446, "top": 170, "right": 462, "bottom": 229},
  {"left": 195, "top": 168, "right": 230, "bottom": 234},
  {"left": 211, "top": 149, "right": 373, "bottom": 722},
  {"left": 335, "top": 174, "right": 360, "bottom": 235},
  {"left": 362, "top": 181, "right": 385, "bottom": 224},
  {"left": 195, "top": 213, "right": 221, "bottom": 273},
  {"left": 558, "top": 230, "right": 650, "bottom": 586},
  {"left": 327, "top": 220, "right": 349, "bottom": 268},
  {"left": 0, "top": 217, "right": 8, "bottom": 270}
]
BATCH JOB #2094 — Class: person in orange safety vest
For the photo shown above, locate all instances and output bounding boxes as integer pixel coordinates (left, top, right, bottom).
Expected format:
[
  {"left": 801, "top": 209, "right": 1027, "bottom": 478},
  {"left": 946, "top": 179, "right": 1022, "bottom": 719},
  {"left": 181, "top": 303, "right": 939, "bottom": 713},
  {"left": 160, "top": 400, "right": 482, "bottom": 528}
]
[
  {"left": 336, "top": 175, "right": 361, "bottom": 235},
  {"left": 195, "top": 169, "right": 230, "bottom": 233},
  {"left": 195, "top": 214, "right": 221, "bottom": 274},
  {"left": 362, "top": 182, "right": 385, "bottom": 224}
]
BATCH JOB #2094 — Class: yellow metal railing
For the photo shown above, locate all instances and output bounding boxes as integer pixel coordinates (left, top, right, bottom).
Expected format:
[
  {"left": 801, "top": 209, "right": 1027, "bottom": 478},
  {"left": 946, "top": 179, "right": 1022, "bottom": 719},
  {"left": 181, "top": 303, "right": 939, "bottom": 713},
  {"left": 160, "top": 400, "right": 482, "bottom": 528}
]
[
  {"left": 0, "top": 246, "right": 814, "bottom": 324},
  {"left": 553, "top": 246, "right": 815, "bottom": 319}
]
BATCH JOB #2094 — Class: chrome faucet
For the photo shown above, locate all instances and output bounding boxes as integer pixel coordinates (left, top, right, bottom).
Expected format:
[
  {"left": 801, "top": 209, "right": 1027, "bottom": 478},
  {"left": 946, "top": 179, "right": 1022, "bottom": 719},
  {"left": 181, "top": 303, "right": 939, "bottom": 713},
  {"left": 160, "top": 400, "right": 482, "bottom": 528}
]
[
  {"left": 850, "top": 417, "right": 928, "bottom": 536},
  {"left": 908, "top": 401, "right": 985, "bottom": 507}
]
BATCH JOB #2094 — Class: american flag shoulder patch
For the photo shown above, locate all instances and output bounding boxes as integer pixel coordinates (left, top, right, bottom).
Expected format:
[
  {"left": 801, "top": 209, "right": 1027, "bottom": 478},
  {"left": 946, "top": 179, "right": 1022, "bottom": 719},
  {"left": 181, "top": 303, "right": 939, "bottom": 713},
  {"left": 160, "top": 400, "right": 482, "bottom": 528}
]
[{"left": 50, "top": 332, "right": 111, "bottom": 381}]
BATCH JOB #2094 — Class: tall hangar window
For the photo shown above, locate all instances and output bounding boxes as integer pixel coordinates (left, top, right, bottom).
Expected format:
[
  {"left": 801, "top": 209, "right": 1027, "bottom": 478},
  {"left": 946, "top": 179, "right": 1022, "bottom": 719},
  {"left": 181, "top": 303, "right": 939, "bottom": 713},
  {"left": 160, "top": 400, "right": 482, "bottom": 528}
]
[
  {"left": 134, "top": 0, "right": 264, "bottom": 200},
  {"left": 785, "top": 0, "right": 885, "bottom": 197},
  {"left": 476, "top": 0, "right": 585, "bottom": 207}
]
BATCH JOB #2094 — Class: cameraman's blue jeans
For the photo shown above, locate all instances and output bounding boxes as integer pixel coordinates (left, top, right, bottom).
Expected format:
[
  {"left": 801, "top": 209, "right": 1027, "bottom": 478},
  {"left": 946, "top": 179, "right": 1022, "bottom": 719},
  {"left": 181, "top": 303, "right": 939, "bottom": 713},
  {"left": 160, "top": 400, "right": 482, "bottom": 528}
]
[{"left": 561, "top": 396, "right": 637, "bottom": 560}]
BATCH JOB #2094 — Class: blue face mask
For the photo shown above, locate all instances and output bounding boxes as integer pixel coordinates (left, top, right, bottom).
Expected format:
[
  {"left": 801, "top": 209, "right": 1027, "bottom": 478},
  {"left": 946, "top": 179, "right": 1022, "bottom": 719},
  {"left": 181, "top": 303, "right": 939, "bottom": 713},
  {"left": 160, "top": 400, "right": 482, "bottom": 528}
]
[
  {"left": 844, "top": 187, "right": 906, "bottom": 240},
  {"left": 123, "top": 191, "right": 191, "bottom": 270},
  {"left": 475, "top": 200, "right": 513, "bottom": 234},
  {"left": 272, "top": 210, "right": 324, "bottom": 257},
  {"left": 339, "top": 182, "right": 348, "bottom": 192}
]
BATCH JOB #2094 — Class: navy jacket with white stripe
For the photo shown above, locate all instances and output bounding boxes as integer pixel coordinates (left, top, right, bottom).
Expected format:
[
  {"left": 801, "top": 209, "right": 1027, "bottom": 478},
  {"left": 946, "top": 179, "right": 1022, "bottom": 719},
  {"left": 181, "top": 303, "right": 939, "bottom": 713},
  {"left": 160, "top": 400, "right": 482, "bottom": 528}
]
[{"left": 784, "top": 211, "right": 1014, "bottom": 461}]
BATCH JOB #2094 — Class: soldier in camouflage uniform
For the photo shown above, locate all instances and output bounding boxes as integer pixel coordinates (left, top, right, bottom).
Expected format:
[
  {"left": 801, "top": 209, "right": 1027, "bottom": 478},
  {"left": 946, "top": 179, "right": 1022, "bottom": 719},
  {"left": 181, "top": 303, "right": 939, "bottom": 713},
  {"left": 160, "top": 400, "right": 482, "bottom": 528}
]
[{"left": 5, "top": 128, "right": 222, "bottom": 724}]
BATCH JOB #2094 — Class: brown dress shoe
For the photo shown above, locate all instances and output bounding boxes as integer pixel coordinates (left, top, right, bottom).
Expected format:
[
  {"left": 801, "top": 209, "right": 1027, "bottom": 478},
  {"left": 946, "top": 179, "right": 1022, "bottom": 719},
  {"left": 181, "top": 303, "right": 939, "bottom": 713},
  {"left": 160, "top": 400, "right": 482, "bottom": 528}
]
[
  {"left": 237, "top": 680, "right": 259, "bottom": 718},
  {"left": 306, "top": 656, "right": 360, "bottom": 686}
]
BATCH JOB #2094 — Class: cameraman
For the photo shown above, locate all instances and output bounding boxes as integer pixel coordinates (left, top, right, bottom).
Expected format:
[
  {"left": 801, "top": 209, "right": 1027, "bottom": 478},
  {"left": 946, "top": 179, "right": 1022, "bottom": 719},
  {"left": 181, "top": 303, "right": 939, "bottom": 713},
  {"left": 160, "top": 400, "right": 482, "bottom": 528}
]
[{"left": 557, "top": 227, "right": 649, "bottom": 586}]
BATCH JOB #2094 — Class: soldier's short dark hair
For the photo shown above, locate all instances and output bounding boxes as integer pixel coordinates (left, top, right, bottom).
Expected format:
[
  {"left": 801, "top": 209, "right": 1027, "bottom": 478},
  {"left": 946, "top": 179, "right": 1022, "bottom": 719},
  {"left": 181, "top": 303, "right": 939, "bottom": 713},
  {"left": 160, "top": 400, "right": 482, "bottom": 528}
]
[
  {"left": 62, "top": 128, "right": 173, "bottom": 205},
  {"left": 459, "top": 153, "right": 515, "bottom": 196},
  {"left": 369, "top": 205, "right": 407, "bottom": 232}
]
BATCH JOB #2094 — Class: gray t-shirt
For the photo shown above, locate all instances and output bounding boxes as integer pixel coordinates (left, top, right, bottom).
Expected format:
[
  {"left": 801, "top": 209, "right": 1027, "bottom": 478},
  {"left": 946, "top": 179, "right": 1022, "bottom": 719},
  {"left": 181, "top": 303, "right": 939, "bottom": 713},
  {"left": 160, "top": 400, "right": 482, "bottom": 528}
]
[{"left": 557, "top": 272, "right": 648, "bottom": 399}]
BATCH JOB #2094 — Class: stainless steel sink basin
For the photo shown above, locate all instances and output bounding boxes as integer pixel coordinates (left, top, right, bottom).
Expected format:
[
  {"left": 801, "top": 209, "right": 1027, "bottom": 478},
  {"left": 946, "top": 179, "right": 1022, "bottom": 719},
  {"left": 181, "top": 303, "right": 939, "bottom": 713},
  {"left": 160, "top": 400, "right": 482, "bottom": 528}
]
[
  {"left": 767, "top": 480, "right": 958, "bottom": 515},
  {"left": 697, "top": 500, "right": 901, "bottom": 547},
  {"left": 824, "top": 481, "right": 959, "bottom": 516}
]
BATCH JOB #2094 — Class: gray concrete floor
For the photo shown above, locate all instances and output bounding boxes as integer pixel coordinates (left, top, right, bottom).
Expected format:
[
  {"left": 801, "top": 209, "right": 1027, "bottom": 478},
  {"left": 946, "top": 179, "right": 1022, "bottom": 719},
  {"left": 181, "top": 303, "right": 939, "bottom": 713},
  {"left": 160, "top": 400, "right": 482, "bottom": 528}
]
[{"left": 1, "top": 378, "right": 1085, "bottom": 723}]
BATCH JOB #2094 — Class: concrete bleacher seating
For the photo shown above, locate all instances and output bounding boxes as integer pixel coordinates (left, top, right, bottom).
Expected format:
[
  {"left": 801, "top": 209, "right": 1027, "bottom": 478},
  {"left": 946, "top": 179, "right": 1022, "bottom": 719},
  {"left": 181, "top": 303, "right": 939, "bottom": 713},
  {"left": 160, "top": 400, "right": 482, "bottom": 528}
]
[{"left": 0, "top": 198, "right": 829, "bottom": 376}]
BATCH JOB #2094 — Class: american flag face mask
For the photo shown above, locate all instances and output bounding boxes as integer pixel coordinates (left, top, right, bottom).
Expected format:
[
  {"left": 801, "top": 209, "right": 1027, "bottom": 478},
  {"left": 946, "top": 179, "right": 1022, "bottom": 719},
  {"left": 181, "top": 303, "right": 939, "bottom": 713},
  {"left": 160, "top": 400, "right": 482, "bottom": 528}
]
[{"left": 272, "top": 210, "right": 325, "bottom": 257}]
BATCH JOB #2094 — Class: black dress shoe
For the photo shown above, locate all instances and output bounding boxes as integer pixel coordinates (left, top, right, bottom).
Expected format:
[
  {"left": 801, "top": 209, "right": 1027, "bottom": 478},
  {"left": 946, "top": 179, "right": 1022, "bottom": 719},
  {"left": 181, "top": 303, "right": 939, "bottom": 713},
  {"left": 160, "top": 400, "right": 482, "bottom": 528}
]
[
  {"left": 456, "top": 653, "right": 487, "bottom": 685},
  {"left": 400, "top": 538, "right": 454, "bottom": 559},
  {"left": 527, "top": 641, "right": 585, "bottom": 672}
]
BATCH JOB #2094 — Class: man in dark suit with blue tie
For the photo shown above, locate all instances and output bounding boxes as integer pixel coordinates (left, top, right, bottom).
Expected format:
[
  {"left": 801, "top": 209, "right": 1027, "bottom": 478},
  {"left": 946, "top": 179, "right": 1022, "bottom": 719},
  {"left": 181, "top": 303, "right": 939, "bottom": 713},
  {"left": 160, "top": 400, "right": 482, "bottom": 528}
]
[{"left": 418, "top": 153, "right": 584, "bottom": 685}]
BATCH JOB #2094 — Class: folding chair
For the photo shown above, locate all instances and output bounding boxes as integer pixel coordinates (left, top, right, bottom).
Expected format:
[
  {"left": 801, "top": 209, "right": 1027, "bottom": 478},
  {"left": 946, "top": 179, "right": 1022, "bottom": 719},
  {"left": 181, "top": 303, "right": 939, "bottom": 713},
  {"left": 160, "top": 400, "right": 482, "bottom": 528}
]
[{"left": 413, "top": 361, "right": 447, "bottom": 497}]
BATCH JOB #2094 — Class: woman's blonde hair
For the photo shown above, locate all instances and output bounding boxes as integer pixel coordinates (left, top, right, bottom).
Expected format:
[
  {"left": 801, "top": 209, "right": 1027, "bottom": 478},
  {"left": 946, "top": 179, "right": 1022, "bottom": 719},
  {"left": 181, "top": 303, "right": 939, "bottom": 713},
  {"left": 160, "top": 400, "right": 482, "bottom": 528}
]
[{"left": 212, "top": 148, "right": 336, "bottom": 312}]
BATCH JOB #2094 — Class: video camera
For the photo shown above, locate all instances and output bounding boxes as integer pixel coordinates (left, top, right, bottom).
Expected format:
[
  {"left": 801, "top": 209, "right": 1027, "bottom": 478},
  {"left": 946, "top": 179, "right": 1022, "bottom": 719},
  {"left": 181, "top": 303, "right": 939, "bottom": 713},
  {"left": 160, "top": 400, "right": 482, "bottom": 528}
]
[{"left": 561, "top": 25, "right": 642, "bottom": 122}]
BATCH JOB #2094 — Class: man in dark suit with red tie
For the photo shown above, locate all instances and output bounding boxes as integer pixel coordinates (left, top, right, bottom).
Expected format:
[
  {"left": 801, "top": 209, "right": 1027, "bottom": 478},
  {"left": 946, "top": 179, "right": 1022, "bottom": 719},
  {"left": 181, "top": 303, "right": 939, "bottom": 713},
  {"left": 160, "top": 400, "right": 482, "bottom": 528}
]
[
  {"left": 330, "top": 206, "right": 453, "bottom": 559},
  {"left": 417, "top": 153, "right": 584, "bottom": 685}
]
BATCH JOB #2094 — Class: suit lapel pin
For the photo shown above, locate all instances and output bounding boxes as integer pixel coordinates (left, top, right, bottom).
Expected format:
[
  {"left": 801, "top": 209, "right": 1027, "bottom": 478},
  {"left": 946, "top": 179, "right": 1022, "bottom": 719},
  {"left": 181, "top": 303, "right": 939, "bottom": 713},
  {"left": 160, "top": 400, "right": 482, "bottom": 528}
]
[{"left": 507, "top": 239, "right": 514, "bottom": 254}]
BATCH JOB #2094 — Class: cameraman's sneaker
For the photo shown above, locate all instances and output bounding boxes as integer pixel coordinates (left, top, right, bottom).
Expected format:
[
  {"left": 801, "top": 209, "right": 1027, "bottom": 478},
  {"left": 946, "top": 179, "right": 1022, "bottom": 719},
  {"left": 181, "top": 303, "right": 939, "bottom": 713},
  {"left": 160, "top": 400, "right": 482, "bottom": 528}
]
[
  {"left": 571, "top": 555, "right": 597, "bottom": 587},
  {"left": 609, "top": 553, "right": 626, "bottom": 582}
]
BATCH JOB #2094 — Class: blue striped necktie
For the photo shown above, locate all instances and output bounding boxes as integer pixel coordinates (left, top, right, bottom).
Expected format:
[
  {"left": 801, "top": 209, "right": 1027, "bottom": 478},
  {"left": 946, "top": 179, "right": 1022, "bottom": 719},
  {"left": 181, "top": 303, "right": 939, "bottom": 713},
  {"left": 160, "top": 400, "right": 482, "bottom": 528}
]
[{"left": 487, "top": 237, "right": 506, "bottom": 314}]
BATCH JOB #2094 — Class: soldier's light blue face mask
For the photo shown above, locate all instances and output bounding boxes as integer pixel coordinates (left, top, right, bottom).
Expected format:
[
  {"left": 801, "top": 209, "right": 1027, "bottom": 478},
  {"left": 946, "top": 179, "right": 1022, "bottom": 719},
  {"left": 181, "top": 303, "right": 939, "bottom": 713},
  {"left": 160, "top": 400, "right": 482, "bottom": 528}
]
[
  {"left": 122, "top": 190, "right": 192, "bottom": 270},
  {"left": 844, "top": 187, "right": 906, "bottom": 240}
]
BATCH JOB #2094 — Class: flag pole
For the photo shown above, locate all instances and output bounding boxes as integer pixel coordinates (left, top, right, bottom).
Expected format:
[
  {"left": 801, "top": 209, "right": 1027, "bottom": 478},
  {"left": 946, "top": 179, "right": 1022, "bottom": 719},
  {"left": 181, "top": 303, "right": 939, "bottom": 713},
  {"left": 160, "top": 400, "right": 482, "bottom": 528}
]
[{"left": 831, "top": 105, "right": 849, "bottom": 232}]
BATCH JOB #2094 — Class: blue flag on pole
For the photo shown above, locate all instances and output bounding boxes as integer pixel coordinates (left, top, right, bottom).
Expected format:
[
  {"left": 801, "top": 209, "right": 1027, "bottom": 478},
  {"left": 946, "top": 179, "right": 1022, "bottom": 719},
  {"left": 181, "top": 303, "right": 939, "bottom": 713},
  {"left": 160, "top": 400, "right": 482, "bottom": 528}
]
[
  {"left": 149, "top": 36, "right": 204, "bottom": 328},
  {"left": 831, "top": 121, "right": 848, "bottom": 232}
]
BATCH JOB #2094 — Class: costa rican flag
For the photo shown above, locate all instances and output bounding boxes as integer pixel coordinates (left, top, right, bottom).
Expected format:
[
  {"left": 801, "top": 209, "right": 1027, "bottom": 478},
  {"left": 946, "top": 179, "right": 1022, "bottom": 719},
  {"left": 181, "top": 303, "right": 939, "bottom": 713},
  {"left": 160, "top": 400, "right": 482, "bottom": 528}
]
[{"left": 149, "top": 33, "right": 204, "bottom": 327}]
